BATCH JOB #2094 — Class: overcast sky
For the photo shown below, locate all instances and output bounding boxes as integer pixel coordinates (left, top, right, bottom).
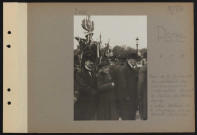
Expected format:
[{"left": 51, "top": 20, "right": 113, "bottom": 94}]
[{"left": 74, "top": 16, "right": 147, "bottom": 50}]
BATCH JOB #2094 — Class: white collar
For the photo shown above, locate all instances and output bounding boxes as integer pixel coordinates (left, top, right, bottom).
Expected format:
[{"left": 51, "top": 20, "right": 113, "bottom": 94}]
[
  {"left": 128, "top": 62, "right": 135, "bottom": 68},
  {"left": 85, "top": 65, "right": 91, "bottom": 71}
]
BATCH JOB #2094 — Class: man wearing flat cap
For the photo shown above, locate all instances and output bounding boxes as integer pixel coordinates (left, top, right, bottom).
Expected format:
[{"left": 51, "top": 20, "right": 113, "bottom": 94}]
[
  {"left": 74, "top": 52, "right": 97, "bottom": 120},
  {"left": 117, "top": 52, "right": 139, "bottom": 120}
]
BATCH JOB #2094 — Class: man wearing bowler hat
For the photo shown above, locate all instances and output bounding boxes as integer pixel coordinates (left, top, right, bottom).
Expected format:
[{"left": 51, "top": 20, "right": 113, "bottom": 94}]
[
  {"left": 74, "top": 52, "right": 97, "bottom": 120},
  {"left": 117, "top": 52, "right": 139, "bottom": 120}
]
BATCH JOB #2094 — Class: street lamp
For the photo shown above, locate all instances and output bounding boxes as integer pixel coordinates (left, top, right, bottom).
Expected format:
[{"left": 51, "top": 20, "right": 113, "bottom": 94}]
[{"left": 136, "top": 37, "right": 139, "bottom": 54}]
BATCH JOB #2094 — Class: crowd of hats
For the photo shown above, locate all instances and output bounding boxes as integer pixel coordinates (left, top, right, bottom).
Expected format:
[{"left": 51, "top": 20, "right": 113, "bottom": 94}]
[
  {"left": 84, "top": 52, "right": 95, "bottom": 61},
  {"left": 81, "top": 51, "right": 147, "bottom": 68},
  {"left": 98, "top": 60, "right": 110, "bottom": 67},
  {"left": 118, "top": 52, "right": 139, "bottom": 61}
]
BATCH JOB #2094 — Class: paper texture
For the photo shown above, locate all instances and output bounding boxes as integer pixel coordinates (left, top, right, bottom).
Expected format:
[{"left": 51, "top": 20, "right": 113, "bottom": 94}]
[
  {"left": 18, "top": 3, "right": 28, "bottom": 133},
  {"left": 3, "top": 3, "right": 19, "bottom": 133},
  {"left": 27, "top": 3, "right": 194, "bottom": 133},
  {"left": 3, "top": 3, "right": 27, "bottom": 133},
  {"left": 3, "top": 2, "right": 195, "bottom": 133}
]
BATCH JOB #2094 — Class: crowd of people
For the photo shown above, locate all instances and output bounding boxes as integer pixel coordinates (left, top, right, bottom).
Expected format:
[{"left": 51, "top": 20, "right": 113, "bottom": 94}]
[{"left": 74, "top": 51, "right": 147, "bottom": 120}]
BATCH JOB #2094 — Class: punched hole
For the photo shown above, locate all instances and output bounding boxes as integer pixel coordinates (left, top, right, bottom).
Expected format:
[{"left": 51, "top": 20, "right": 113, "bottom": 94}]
[
  {"left": 7, "top": 101, "right": 11, "bottom": 105},
  {"left": 7, "top": 88, "right": 11, "bottom": 92},
  {"left": 7, "top": 45, "right": 11, "bottom": 48},
  {"left": 8, "top": 31, "right": 11, "bottom": 34}
]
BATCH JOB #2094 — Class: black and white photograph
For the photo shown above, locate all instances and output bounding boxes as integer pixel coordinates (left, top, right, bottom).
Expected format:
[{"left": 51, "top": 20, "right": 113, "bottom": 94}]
[{"left": 74, "top": 16, "right": 147, "bottom": 120}]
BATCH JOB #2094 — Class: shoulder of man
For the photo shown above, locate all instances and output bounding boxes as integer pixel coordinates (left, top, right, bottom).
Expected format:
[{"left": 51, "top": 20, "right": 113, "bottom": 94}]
[
  {"left": 119, "top": 63, "right": 128, "bottom": 73},
  {"left": 140, "top": 64, "right": 147, "bottom": 72},
  {"left": 76, "top": 68, "right": 86, "bottom": 75},
  {"left": 138, "top": 66, "right": 147, "bottom": 77},
  {"left": 97, "top": 71, "right": 104, "bottom": 77}
]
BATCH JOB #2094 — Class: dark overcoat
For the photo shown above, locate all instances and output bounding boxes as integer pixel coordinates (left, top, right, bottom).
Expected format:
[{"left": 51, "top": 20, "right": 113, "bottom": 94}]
[
  {"left": 74, "top": 68, "right": 97, "bottom": 120},
  {"left": 74, "top": 67, "right": 79, "bottom": 99},
  {"left": 109, "top": 61, "right": 125, "bottom": 98},
  {"left": 97, "top": 71, "right": 119, "bottom": 120},
  {"left": 117, "top": 62, "right": 139, "bottom": 120},
  {"left": 138, "top": 64, "right": 147, "bottom": 120}
]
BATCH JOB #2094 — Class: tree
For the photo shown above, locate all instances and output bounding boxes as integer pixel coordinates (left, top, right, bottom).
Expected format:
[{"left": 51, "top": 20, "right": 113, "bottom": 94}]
[
  {"left": 126, "top": 46, "right": 135, "bottom": 51},
  {"left": 112, "top": 45, "right": 124, "bottom": 57},
  {"left": 140, "top": 48, "right": 147, "bottom": 56},
  {"left": 126, "top": 46, "right": 136, "bottom": 54}
]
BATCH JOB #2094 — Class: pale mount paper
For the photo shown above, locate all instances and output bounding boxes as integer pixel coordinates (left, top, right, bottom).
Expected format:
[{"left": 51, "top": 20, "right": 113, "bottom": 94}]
[
  {"left": 3, "top": 3, "right": 27, "bottom": 133},
  {"left": 3, "top": 2, "right": 194, "bottom": 133}
]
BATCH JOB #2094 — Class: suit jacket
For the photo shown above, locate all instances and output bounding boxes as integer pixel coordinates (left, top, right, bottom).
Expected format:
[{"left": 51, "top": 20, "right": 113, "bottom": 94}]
[
  {"left": 74, "top": 67, "right": 97, "bottom": 120},
  {"left": 138, "top": 64, "right": 147, "bottom": 119},
  {"left": 117, "top": 62, "right": 139, "bottom": 101},
  {"left": 109, "top": 61, "right": 125, "bottom": 98},
  {"left": 138, "top": 64, "right": 147, "bottom": 97},
  {"left": 96, "top": 71, "right": 119, "bottom": 120},
  {"left": 76, "top": 67, "right": 97, "bottom": 97}
]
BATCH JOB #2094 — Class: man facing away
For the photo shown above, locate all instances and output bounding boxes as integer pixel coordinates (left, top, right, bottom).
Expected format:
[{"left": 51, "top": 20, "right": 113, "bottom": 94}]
[{"left": 74, "top": 53, "right": 97, "bottom": 120}]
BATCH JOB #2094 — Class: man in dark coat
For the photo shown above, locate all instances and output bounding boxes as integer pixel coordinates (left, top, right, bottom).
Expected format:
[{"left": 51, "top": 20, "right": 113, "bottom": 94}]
[
  {"left": 74, "top": 53, "right": 97, "bottom": 120},
  {"left": 96, "top": 59, "right": 119, "bottom": 120},
  {"left": 109, "top": 54, "right": 127, "bottom": 119},
  {"left": 117, "top": 53, "right": 139, "bottom": 120},
  {"left": 138, "top": 52, "right": 147, "bottom": 120},
  {"left": 110, "top": 55, "right": 127, "bottom": 96},
  {"left": 74, "top": 55, "right": 80, "bottom": 103}
]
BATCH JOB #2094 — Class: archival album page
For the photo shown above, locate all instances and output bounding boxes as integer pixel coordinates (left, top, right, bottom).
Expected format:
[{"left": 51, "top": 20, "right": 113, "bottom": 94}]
[{"left": 3, "top": 2, "right": 194, "bottom": 133}]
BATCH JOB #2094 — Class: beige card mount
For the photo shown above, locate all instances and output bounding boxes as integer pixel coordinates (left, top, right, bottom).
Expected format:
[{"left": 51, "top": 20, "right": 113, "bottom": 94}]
[{"left": 3, "top": 2, "right": 195, "bottom": 133}]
